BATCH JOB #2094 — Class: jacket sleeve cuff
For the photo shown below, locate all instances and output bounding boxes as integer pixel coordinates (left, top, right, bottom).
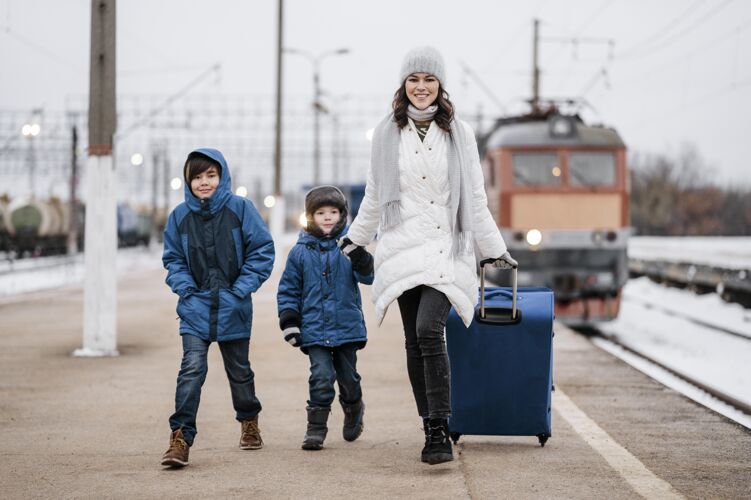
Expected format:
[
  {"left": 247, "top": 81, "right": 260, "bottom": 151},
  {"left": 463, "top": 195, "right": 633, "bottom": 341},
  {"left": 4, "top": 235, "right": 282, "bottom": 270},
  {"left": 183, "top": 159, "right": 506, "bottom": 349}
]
[{"left": 279, "top": 308, "right": 301, "bottom": 330}]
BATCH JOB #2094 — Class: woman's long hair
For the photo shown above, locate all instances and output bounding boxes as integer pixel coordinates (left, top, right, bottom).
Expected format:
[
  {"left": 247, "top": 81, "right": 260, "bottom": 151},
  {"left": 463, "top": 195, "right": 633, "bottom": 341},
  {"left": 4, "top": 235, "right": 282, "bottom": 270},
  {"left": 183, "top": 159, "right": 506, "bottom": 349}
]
[{"left": 392, "top": 82, "right": 454, "bottom": 132}]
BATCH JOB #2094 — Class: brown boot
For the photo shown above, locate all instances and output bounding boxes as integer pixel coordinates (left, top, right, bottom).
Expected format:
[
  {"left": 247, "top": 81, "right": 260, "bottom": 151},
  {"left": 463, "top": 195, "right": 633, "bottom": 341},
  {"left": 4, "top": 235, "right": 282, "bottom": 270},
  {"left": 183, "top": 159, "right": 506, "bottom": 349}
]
[
  {"left": 240, "top": 415, "right": 263, "bottom": 450},
  {"left": 161, "top": 429, "right": 189, "bottom": 467}
]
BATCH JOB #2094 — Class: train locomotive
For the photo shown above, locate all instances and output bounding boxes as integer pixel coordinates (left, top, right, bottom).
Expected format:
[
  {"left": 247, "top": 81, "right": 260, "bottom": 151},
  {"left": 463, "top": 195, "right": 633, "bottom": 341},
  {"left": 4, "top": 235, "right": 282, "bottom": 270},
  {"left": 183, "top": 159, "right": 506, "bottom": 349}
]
[{"left": 479, "top": 107, "right": 629, "bottom": 325}]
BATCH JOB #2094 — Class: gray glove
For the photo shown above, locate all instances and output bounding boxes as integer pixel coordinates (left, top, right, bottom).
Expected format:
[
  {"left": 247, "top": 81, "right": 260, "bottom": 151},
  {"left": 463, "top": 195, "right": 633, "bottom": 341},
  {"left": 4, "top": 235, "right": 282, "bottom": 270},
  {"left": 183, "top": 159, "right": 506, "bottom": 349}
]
[{"left": 480, "top": 251, "right": 518, "bottom": 269}]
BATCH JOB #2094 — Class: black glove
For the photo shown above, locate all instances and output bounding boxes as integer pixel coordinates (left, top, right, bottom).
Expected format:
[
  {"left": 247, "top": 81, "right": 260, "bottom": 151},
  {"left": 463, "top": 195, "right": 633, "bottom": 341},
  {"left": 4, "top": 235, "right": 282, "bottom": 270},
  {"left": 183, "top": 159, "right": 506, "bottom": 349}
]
[
  {"left": 338, "top": 237, "right": 373, "bottom": 275},
  {"left": 349, "top": 246, "right": 374, "bottom": 275},
  {"left": 279, "top": 309, "right": 302, "bottom": 348}
]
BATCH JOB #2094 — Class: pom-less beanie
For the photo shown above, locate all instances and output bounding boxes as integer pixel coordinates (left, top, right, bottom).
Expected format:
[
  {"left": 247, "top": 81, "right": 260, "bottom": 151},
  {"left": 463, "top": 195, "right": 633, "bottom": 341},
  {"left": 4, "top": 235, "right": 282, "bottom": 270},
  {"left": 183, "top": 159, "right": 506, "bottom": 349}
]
[{"left": 399, "top": 46, "right": 446, "bottom": 85}]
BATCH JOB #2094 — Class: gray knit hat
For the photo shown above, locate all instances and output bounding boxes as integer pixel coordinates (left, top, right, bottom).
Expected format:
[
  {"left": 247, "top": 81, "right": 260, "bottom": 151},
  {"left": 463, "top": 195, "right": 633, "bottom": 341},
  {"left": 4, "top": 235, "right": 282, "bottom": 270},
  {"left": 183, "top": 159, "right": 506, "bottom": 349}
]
[{"left": 399, "top": 46, "right": 446, "bottom": 84}]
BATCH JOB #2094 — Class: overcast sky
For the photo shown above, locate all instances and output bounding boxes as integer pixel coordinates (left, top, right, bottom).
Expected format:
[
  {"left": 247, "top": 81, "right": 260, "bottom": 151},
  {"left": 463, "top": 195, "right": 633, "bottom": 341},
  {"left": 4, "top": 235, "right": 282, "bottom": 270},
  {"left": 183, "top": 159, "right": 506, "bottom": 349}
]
[{"left": 2, "top": 0, "right": 750, "bottom": 185}]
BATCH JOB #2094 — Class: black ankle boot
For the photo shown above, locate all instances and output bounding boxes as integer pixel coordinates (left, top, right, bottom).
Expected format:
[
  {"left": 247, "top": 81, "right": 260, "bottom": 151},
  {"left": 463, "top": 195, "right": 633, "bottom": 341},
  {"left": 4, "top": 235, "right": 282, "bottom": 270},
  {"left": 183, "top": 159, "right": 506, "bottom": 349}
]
[
  {"left": 420, "top": 417, "right": 430, "bottom": 463},
  {"left": 341, "top": 399, "right": 365, "bottom": 442},
  {"left": 302, "top": 407, "right": 330, "bottom": 450},
  {"left": 423, "top": 418, "right": 453, "bottom": 465}
]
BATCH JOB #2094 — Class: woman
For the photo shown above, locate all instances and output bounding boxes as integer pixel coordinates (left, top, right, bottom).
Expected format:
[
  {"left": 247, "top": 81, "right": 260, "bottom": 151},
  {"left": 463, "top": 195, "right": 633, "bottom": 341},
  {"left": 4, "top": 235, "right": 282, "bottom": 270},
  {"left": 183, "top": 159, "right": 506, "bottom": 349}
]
[{"left": 341, "top": 46, "right": 515, "bottom": 465}]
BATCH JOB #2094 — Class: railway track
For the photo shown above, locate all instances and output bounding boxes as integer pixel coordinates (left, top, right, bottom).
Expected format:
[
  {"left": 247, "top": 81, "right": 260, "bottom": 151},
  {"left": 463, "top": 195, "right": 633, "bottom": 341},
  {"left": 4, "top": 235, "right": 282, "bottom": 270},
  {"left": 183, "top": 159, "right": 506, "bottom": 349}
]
[{"left": 579, "top": 327, "right": 751, "bottom": 429}]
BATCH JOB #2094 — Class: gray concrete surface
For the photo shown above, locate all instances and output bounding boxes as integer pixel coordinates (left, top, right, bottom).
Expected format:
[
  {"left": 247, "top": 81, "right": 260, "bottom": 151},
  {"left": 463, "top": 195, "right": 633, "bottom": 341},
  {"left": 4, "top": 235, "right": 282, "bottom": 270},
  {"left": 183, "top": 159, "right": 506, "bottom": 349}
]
[{"left": 1, "top": 252, "right": 749, "bottom": 499}]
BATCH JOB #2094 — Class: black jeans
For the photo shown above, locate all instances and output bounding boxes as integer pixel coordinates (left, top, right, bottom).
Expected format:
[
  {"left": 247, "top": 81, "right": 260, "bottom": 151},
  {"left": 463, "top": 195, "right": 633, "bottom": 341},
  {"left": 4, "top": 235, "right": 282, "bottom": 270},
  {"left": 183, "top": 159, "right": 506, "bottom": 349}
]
[
  {"left": 397, "top": 286, "right": 452, "bottom": 419},
  {"left": 169, "top": 334, "right": 262, "bottom": 446}
]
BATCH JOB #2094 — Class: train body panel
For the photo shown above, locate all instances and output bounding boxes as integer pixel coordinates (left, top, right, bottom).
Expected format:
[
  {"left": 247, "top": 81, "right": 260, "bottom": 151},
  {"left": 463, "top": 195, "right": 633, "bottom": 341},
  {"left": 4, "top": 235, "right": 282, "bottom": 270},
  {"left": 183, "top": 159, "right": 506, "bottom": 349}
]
[{"left": 481, "top": 111, "right": 629, "bottom": 325}]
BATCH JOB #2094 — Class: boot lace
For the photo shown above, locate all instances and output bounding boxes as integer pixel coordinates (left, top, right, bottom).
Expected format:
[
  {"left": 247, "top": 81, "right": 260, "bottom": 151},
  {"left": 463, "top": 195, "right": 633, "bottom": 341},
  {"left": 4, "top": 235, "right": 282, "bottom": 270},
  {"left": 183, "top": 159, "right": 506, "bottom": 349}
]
[
  {"left": 429, "top": 424, "right": 448, "bottom": 444},
  {"left": 242, "top": 419, "right": 260, "bottom": 439},
  {"left": 169, "top": 435, "right": 187, "bottom": 452}
]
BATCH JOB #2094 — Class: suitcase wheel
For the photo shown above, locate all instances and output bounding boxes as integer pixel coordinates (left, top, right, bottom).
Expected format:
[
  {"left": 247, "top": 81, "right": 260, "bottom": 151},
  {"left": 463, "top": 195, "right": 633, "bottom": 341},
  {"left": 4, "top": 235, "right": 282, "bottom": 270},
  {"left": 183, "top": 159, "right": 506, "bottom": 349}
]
[
  {"left": 450, "top": 432, "right": 461, "bottom": 445},
  {"left": 537, "top": 434, "right": 550, "bottom": 447}
]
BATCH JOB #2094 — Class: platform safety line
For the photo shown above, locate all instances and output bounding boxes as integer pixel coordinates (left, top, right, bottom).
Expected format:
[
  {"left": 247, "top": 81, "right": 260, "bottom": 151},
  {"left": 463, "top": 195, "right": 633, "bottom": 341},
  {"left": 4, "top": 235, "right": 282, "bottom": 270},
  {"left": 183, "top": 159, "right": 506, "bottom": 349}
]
[{"left": 554, "top": 387, "right": 685, "bottom": 500}]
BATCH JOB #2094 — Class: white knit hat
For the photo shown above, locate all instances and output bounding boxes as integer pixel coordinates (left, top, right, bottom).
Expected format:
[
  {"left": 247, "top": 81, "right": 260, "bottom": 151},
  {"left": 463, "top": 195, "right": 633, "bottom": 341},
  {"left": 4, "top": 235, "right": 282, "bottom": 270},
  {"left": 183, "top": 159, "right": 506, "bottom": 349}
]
[{"left": 399, "top": 46, "right": 446, "bottom": 85}]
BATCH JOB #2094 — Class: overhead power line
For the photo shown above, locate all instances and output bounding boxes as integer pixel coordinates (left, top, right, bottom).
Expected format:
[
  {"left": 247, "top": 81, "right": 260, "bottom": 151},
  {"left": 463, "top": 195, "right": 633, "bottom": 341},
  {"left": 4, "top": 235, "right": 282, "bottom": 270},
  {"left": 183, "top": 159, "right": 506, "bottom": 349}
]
[{"left": 618, "top": 0, "right": 736, "bottom": 60}]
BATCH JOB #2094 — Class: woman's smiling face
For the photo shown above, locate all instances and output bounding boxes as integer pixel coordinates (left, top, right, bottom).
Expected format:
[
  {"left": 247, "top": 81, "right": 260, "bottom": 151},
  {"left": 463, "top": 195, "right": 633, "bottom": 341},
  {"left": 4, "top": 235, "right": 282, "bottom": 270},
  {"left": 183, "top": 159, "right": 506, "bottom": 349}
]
[{"left": 405, "top": 73, "right": 439, "bottom": 110}]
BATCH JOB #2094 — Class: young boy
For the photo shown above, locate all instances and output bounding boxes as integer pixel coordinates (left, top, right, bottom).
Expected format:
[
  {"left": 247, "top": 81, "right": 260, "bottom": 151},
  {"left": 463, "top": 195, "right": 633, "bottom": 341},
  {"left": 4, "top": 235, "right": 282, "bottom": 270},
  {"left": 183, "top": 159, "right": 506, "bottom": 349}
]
[
  {"left": 161, "top": 148, "right": 274, "bottom": 467},
  {"left": 277, "top": 185, "right": 374, "bottom": 450}
]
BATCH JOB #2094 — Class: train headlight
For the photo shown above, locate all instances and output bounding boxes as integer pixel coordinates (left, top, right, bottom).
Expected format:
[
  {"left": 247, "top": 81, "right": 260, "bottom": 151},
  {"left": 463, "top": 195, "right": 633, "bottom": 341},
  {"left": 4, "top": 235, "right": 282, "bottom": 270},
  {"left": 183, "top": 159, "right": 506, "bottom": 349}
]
[{"left": 526, "top": 229, "right": 542, "bottom": 246}]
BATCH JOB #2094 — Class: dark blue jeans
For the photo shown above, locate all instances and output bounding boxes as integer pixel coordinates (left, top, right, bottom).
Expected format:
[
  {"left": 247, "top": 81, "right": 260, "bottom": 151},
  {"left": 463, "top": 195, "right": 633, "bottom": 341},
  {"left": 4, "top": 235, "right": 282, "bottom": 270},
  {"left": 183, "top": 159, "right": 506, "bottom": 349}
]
[
  {"left": 397, "top": 285, "right": 453, "bottom": 419},
  {"left": 307, "top": 344, "right": 362, "bottom": 409},
  {"left": 169, "top": 334, "right": 261, "bottom": 446}
]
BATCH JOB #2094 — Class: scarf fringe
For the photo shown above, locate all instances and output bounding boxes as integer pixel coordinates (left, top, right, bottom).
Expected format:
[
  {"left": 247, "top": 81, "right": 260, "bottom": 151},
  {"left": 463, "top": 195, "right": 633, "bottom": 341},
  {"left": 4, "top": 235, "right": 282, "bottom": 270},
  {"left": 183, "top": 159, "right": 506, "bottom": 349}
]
[
  {"left": 451, "top": 231, "right": 473, "bottom": 257},
  {"left": 380, "top": 200, "right": 402, "bottom": 230}
]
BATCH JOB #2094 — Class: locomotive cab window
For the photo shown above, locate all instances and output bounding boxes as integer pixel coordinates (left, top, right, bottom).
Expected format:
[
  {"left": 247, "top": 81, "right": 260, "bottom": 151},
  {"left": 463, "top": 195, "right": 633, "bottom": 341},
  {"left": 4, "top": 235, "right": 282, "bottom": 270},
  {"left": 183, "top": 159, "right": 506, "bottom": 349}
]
[
  {"left": 512, "top": 153, "right": 561, "bottom": 186},
  {"left": 569, "top": 152, "right": 616, "bottom": 186}
]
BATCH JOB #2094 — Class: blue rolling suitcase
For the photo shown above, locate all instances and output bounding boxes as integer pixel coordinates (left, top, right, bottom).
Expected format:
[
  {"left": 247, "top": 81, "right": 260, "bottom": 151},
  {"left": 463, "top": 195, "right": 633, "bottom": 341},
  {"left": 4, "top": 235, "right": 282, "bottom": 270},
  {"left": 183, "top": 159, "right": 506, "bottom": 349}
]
[{"left": 446, "top": 262, "right": 554, "bottom": 446}]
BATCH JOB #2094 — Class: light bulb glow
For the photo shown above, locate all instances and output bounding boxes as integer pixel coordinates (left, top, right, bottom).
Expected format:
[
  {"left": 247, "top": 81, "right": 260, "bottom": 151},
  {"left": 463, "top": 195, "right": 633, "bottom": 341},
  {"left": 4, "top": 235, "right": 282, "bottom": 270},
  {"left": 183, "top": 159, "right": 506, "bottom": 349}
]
[{"left": 526, "top": 229, "right": 542, "bottom": 246}]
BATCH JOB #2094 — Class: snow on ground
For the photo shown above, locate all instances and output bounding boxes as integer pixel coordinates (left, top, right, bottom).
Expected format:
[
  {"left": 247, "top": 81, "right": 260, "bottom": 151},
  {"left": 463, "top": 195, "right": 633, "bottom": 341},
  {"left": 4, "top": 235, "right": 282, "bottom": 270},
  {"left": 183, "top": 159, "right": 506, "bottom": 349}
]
[
  {"left": 0, "top": 246, "right": 164, "bottom": 297},
  {"left": 597, "top": 277, "right": 751, "bottom": 409},
  {"left": 0, "top": 232, "right": 302, "bottom": 299},
  {"left": 629, "top": 236, "right": 751, "bottom": 270}
]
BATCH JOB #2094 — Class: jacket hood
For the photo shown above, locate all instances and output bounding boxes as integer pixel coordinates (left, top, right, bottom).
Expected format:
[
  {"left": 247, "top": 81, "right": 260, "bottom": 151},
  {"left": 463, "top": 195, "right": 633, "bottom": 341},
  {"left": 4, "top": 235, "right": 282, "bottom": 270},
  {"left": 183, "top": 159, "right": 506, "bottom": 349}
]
[{"left": 183, "top": 148, "right": 233, "bottom": 214}]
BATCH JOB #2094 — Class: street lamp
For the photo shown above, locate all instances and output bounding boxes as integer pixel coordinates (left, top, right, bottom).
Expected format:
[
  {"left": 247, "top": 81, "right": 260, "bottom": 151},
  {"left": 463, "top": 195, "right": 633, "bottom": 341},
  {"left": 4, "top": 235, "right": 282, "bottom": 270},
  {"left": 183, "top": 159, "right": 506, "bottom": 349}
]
[
  {"left": 22, "top": 122, "right": 41, "bottom": 195},
  {"left": 285, "top": 46, "right": 349, "bottom": 185}
]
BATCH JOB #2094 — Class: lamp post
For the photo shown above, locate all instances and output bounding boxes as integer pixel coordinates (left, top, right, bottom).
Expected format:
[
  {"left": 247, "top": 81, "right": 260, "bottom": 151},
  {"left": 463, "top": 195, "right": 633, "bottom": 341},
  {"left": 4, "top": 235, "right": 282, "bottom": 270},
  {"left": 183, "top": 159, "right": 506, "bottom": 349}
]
[
  {"left": 22, "top": 122, "right": 41, "bottom": 196},
  {"left": 285, "top": 47, "right": 349, "bottom": 184}
]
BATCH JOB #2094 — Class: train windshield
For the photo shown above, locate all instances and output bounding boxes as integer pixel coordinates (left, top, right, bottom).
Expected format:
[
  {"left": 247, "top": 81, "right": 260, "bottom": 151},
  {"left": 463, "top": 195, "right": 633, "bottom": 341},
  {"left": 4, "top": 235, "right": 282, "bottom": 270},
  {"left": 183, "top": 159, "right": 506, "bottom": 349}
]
[
  {"left": 512, "top": 153, "right": 562, "bottom": 185},
  {"left": 569, "top": 152, "right": 616, "bottom": 186}
]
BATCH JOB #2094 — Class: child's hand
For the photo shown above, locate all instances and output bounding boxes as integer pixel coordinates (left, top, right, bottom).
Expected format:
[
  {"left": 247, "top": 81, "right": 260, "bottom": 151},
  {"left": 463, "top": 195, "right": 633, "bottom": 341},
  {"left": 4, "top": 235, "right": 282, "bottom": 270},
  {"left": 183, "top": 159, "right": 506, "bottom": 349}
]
[
  {"left": 349, "top": 246, "right": 374, "bottom": 275},
  {"left": 284, "top": 327, "right": 302, "bottom": 347},
  {"left": 337, "top": 237, "right": 358, "bottom": 256},
  {"left": 279, "top": 309, "right": 302, "bottom": 348}
]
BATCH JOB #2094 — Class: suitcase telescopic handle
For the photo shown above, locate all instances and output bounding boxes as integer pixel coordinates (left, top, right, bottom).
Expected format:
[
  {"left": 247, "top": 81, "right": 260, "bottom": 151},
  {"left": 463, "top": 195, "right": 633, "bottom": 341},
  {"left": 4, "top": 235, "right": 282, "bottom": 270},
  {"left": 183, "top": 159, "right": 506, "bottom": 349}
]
[{"left": 480, "top": 260, "right": 517, "bottom": 320}]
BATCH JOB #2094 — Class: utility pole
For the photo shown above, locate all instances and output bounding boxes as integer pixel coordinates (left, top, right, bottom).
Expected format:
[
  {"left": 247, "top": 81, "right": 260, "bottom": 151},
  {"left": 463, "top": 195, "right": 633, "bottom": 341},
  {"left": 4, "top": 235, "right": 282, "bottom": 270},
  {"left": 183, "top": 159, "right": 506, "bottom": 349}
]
[
  {"left": 331, "top": 113, "right": 339, "bottom": 182},
  {"left": 162, "top": 144, "right": 169, "bottom": 216},
  {"left": 532, "top": 18, "right": 540, "bottom": 112},
  {"left": 67, "top": 122, "right": 78, "bottom": 255},
  {"left": 313, "top": 68, "right": 322, "bottom": 184},
  {"left": 270, "top": 0, "right": 285, "bottom": 241},
  {"left": 151, "top": 146, "right": 160, "bottom": 244},
  {"left": 75, "top": 0, "right": 118, "bottom": 357}
]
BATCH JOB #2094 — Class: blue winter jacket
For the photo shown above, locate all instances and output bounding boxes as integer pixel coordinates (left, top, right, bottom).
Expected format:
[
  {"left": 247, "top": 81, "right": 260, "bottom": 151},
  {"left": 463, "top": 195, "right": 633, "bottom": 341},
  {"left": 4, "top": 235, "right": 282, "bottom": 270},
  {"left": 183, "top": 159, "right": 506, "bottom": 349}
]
[
  {"left": 277, "top": 229, "right": 373, "bottom": 349},
  {"left": 162, "top": 148, "right": 275, "bottom": 342}
]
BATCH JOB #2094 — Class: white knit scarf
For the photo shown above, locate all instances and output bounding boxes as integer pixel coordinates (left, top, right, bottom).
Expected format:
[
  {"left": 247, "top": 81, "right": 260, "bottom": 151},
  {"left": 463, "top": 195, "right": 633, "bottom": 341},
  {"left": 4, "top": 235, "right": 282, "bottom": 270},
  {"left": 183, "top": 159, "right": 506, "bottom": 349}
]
[{"left": 370, "top": 108, "right": 473, "bottom": 256}]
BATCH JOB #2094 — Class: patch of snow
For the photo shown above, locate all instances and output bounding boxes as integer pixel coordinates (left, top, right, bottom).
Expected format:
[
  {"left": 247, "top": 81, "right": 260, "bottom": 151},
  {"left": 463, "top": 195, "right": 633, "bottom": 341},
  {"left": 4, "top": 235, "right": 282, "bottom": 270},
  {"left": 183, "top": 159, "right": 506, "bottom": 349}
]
[
  {"left": 596, "top": 277, "right": 751, "bottom": 411},
  {"left": 629, "top": 236, "right": 751, "bottom": 271},
  {"left": 0, "top": 246, "right": 164, "bottom": 298},
  {"left": 592, "top": 337, "right": 751, "bottom": 429}
]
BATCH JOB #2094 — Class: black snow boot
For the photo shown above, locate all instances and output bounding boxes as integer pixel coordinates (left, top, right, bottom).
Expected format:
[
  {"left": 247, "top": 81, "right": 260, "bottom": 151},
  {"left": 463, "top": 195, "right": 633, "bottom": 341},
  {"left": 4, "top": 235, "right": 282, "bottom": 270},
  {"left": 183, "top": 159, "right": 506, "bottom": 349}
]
[
  {"left": 423, "top": 418, "right": 453, "bottom": 465},
  {"left": 420, "top": 417, "right": 430, "bottom": 463},
  {"left": 302, "top": 407, "right": 330, "bottom": 450},
  {"left": 341, "top": 399, "right": 365, "bottom": 442}
]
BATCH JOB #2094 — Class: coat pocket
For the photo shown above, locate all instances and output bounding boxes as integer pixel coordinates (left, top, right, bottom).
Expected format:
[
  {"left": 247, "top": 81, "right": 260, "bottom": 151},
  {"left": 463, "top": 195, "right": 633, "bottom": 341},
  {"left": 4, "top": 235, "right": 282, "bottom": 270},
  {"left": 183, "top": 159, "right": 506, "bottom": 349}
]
[
  {"left": 218, "top": 288, "right": 252, "bottom": 334},
  {"left": 176, "top": 289, "right": 212, "bottom": 334}
]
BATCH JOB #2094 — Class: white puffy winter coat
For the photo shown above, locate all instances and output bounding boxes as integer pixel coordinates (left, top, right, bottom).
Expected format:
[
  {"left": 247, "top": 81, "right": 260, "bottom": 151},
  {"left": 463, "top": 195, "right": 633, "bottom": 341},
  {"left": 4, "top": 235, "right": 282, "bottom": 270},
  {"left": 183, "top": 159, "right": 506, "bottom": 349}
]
[{"left": 347, "top": 118, "right": 507, "bottom": 326}]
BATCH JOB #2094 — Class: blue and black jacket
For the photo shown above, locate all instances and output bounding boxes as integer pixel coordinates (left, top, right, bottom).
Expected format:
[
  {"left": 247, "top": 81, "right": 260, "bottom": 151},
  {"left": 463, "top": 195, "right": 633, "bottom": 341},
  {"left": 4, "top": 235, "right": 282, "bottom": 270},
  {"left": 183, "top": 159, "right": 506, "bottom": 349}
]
[
  {"left": 162, "top": 148, "right": 275, "bottom": 342},
  {"left": 277, "top": 228, "right": 373, "bottom": 349}
]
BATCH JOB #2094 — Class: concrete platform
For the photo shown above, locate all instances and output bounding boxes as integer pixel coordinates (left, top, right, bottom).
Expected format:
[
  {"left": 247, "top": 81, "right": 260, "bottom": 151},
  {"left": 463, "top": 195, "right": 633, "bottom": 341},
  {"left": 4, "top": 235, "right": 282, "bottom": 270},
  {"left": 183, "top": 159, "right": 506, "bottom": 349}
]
[{"left": 1, "top": 251, "right": 749, "bottom": 499}]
